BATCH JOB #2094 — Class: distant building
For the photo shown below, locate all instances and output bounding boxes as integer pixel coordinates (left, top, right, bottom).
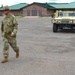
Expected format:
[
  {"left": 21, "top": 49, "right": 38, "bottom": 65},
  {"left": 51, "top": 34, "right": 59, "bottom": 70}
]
[
  {"left": 22, "top": 2, "right": 55, "bottom": 16},
  {"left": 0, "top": 2, "right": 75, "bottom": 16},
  {"left": 0, "top": 3, "right": 28, "bottom": 16}
]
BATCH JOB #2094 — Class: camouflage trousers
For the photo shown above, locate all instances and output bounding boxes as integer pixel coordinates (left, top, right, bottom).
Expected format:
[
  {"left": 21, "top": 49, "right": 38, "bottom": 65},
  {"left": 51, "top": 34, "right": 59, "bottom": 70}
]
[{"left": 3, "top": 37, "right": 19, "bottom": 58}]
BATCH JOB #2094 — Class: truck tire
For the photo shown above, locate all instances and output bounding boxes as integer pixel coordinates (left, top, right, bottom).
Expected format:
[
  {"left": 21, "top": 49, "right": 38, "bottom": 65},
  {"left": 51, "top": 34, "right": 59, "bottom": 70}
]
[{"left": 53, "top": 23, "right": 58, "bottom": 32}]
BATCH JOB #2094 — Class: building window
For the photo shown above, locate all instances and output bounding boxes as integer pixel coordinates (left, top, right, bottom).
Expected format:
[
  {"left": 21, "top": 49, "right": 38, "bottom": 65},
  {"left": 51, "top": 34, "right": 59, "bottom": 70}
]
[
  {"left": 32, "top": 7, "right": 37, "bottom": 16},
  {"left": 27, "top": 10, "right": 30, "bottom": 16},
  {"left": 39, "top": 9, "right": 42, "bottom": 16},
  {"left": 69, "top": 13, "right": 75, "bottom": 16},
  {"left": 20, "top": 11, "right": 23, "bottom": 16}
]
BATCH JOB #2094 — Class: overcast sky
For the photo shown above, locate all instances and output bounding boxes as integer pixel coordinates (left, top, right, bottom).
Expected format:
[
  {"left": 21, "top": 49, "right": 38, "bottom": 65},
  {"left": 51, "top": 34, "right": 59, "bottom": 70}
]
[{"left": 0, "top": 0, "right": 75, "bottom": 6}]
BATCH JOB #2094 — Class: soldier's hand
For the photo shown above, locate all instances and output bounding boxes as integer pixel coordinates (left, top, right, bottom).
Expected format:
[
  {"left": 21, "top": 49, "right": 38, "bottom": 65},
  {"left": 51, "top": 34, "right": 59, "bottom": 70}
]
[{"left": 11, "top": 32, "right": 15, "bottom": 36}]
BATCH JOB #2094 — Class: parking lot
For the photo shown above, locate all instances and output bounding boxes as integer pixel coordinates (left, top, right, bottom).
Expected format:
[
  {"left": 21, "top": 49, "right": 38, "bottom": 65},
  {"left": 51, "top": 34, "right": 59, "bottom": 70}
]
[{"left": 0, "top": 17, "right": 75, "bottom": 75}]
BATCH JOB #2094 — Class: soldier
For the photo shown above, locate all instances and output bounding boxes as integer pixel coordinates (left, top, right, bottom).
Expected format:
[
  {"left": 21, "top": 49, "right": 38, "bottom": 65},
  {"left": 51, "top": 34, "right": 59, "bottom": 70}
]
[{"left": 1, "top": 6, "right": 19, "bottom": 63}]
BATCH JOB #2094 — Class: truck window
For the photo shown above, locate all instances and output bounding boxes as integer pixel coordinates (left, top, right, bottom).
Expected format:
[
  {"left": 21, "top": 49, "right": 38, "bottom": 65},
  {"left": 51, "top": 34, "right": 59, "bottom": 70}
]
[
  {"left": 58, "top": 12, "right": 66, "bottom": 17},
  {"left": 69, "top": 13, "right": 75, "bottom": 16}
]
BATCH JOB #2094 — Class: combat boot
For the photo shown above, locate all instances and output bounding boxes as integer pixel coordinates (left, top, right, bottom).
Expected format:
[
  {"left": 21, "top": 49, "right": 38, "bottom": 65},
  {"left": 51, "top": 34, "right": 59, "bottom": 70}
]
[
  {"left": 16, "top": 51, "right": 19, "bottom": 58},
  {"left": 1, "top": 57, "right": 8, "bottom": 63}
]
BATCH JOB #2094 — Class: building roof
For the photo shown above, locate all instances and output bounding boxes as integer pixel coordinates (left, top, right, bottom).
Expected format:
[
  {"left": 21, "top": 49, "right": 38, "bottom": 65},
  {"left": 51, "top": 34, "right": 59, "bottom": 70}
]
[
  {"left": 0, "top": 7, "right": 3, "bottom": 11},
  {"left": 66, "top": 1, "right": 75, "bottom": 9},
  {"left": 0, "top": 1, "right": 75, "bottom": 11},
  {"left": 0, "top": 3, "right": 28, "bottom": 11},
  {"left": 48, "top": 3, "right": 69, "bottom": 9},
  {"left": 25, "top": 2, "right": 55, "bottom": 9},
  {"left": 48, "top": 1, "right": 75, "bottom": 9},
  {"left": 10, "top": 3, "right": 28, "bottom": 10}
]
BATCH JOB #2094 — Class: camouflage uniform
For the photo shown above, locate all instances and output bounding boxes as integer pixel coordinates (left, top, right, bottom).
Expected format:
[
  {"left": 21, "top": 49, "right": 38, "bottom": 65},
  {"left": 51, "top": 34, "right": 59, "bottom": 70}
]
[{"left": 1, "top": 14, "right": 19, "bottom": 58}]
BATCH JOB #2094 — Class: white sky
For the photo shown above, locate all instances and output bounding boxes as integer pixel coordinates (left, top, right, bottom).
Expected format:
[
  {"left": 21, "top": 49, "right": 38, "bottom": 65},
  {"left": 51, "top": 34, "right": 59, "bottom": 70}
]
[{"left": 0, "top": 0, "right": 75, "bottom": 6}]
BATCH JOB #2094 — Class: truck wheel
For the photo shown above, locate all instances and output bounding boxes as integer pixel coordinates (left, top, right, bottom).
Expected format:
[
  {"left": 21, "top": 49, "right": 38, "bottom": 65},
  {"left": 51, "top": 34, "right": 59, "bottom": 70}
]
[{"left": 53, "top": 23, "right": 58, "bottom": 32}]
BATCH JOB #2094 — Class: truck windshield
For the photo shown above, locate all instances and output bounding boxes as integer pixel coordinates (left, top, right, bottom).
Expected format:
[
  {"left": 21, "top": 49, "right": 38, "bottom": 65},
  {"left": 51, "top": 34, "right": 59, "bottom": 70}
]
[
  {"left": 69, "top": 13, "right": 75, "bottom": 16},
  {"left": 58, "top": 12, "right": 66, "bottom": 17}
]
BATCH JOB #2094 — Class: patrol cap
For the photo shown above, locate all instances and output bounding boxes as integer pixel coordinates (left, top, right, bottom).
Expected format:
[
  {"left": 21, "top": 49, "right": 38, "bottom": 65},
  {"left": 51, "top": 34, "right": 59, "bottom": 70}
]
[{"left": 3, "top": 5, "right": 10, "bottom": 11}]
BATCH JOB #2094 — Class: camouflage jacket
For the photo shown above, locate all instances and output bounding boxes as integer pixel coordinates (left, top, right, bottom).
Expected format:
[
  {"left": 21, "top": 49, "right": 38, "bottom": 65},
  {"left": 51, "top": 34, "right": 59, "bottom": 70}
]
[{"left": 1, "top": 14, "right": 18, "bottom": 37}]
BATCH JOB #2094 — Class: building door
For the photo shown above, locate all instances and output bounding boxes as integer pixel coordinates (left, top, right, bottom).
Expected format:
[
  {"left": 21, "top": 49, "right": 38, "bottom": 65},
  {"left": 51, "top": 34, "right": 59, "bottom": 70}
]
[
  {"left": 27, "top": 10, "right": 30, "bottom": 16},
  {"left": 39, "top": 9, "right": 42, "bottom": 16},
  {"left": 32, "top": 7, "right": 37, "bottom": 16}
]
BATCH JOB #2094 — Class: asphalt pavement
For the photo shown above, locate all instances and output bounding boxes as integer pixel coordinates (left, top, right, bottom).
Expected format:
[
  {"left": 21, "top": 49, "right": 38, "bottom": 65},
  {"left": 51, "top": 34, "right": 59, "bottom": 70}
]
[{"left": 0, "top": 17, "right": 75, "bottom": 75}]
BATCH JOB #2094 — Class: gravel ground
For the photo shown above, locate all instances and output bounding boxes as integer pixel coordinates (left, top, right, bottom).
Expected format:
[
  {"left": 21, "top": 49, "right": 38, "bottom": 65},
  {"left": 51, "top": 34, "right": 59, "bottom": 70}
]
[{"left": 0, "top": 17, "right": 75, "bottom": 75}]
